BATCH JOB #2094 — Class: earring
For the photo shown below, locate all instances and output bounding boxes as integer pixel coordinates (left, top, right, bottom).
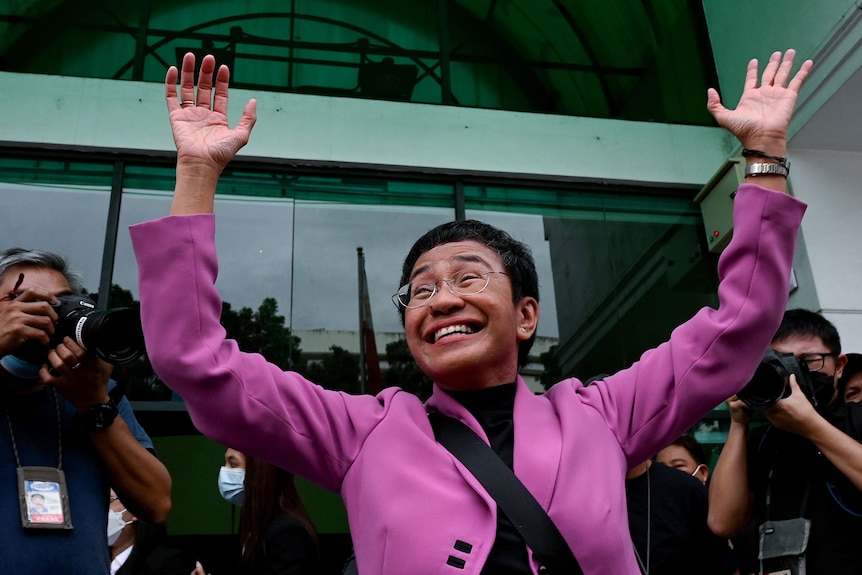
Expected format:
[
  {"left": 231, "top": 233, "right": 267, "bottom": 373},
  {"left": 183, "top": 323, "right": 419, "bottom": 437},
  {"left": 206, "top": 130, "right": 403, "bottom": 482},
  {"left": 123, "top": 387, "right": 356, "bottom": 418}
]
[{"left": 520, "top": 327, "right": 527, "bottom": 333}]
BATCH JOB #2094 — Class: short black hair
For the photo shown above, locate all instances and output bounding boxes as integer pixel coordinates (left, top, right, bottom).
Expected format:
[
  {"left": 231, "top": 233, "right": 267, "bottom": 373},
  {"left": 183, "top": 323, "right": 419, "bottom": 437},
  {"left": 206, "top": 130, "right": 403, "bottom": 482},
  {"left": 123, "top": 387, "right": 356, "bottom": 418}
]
[
  {"left": 772, "top": 308, "right": 842, "bottom": 354},
  {"left": 398, "top": 220, "right": 539, "bottom": 367},
  {"left": 669, "top": 435, "right": 707, "bottom": 465}
]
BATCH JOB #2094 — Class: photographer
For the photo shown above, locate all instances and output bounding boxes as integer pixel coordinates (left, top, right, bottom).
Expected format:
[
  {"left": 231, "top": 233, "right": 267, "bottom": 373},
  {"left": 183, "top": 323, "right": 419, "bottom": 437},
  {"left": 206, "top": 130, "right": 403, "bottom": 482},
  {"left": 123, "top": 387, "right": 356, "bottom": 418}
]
[
  {"left": 708, "top": 309, "right": 862, "bottom": 574},
  {"left": 0, "top": 248, "right": 171, "bottom": 574}
]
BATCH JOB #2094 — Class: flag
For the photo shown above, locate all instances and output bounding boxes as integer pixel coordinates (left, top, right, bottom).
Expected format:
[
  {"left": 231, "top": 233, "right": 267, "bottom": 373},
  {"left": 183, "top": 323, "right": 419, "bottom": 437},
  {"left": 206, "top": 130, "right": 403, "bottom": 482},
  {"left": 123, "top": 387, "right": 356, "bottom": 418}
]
[{"left": 358, "top": 248, "right": 384, "bottom": 394}]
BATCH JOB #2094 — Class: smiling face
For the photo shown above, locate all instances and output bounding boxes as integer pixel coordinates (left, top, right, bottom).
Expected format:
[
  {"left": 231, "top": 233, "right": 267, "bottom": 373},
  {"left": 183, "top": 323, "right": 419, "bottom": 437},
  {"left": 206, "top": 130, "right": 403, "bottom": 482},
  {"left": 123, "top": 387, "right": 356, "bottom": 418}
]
[{"left": 403, "top": 240, "right": 538, "bottom": 391}]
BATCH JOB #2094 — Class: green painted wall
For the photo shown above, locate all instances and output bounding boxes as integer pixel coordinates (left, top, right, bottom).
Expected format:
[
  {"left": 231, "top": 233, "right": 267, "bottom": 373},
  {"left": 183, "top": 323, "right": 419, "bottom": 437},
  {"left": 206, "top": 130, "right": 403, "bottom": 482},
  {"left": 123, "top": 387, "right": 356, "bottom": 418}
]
[
  {"left": 702, "top": 0, "right": 862, "bottom": 138},
  {"left": 704, "top": 0, "right": 858, "bottom": 92},
  {"left": 0, "top": 71, "right": 729, "bottom": 186}
]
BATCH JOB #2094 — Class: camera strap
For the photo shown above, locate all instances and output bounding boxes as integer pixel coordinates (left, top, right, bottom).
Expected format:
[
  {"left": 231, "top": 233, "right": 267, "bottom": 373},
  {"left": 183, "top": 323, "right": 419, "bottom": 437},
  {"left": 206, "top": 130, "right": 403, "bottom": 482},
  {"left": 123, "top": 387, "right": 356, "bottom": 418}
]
[
  {"left": 4, "top": 388, "right": 74, "bottom": 530},
  {"left": 430, "top": 412, "right": 584, "bottom": 575}
]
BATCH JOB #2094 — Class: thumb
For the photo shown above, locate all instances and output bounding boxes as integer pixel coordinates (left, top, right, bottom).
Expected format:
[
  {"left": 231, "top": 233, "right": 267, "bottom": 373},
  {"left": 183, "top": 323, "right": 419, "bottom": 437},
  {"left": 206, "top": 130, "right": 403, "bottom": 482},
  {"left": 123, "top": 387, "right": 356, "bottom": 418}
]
[
  {"left": 236, "top": 99, "right": 257, "bottom": 136},
  {"left": 706, "top": 87, "right": 727, "bottom": 119},
  {"left": 787, "top": 373, "right": 801, "bottom": 393}
]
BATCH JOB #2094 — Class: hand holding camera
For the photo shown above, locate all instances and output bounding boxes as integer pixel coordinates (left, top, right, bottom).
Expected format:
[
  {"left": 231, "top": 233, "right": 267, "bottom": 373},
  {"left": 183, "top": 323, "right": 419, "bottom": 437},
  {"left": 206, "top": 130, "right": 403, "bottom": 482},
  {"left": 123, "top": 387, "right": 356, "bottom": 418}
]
[
  {"left": 0, "top": 284, "right": 60, "bottom": 357},
  {"left": 1, "top": 285, "right": 145, "bottom": 387},
  {"left": 737, "top": 348, "right": 838, "bottom": 434},
  {"left": 41, "top": 336, "right": 116, "bottom": 409}
]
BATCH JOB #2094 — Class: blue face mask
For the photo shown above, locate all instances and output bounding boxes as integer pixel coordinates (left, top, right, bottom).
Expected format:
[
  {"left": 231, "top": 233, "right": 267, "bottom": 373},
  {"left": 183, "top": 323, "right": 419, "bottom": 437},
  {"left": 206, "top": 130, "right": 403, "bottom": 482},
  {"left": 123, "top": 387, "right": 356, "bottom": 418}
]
[
  {"left": 0, "top": 354, "right": 42, "bottom": 382},
  {"left": 218, "top": 466, "right": 245, "bottom": 506}
]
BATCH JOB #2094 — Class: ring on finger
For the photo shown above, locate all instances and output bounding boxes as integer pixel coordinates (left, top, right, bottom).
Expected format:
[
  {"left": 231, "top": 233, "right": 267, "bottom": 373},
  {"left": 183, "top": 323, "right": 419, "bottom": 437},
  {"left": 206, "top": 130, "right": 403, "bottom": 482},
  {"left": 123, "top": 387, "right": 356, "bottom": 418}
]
[
  {"left": 180, "top": 100, "right": 196, "bottom": 107},
  {"left": 71, "top": 362, "right": 82, "bottom": 370}
]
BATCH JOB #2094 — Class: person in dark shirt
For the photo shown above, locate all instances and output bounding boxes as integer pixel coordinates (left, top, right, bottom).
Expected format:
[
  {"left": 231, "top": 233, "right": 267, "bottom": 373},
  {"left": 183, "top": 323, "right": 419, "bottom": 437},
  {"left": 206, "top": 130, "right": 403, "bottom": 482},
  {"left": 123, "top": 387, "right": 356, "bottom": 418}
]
[{"left": 709, "top": 309, "right": 862, "bottom": 574}]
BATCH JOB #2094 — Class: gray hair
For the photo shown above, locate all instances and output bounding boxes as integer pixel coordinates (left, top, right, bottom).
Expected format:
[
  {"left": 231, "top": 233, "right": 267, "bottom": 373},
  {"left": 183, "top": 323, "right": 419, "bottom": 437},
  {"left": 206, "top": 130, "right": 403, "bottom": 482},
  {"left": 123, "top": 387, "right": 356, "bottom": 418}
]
[{"left": 0, "top": 248, "right": 84, "bottom": 294}]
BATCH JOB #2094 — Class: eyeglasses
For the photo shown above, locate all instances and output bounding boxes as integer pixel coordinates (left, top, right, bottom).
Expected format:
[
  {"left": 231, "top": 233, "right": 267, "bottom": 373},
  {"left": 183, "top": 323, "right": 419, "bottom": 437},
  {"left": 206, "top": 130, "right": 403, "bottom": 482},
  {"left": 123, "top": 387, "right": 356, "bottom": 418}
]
[
  {"left": 392, "top": 270, "right": 507, "bottom": 309},
  {"left": 798, "top": 352, "right": 838, "bottom": 372}
]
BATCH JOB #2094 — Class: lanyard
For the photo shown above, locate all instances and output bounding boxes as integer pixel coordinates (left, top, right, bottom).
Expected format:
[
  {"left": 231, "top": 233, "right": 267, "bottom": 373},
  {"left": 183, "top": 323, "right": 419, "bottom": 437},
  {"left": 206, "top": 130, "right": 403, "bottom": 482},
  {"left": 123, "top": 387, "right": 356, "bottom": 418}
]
[{"left": 4, "top": 387, "right": 63, "bottom": 469}]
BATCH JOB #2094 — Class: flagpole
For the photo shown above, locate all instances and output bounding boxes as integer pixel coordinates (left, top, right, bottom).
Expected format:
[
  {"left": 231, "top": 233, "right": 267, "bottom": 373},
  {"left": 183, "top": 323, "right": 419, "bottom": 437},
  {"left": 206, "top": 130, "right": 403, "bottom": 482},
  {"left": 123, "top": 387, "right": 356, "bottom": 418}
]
[{"left": 357, "top": 246, "right": 366, "bottom": 394}]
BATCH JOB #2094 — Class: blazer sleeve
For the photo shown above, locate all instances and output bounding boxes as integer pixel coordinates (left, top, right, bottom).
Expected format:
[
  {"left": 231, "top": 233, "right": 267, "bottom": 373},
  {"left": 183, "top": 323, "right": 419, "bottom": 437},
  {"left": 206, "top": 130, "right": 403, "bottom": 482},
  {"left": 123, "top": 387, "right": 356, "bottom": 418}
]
[
  {"left": 130, "top": 215, "right": 401, "bottom": 492},
  {"left": 577, "top": 184, "right": 806, "bottom": 464}
]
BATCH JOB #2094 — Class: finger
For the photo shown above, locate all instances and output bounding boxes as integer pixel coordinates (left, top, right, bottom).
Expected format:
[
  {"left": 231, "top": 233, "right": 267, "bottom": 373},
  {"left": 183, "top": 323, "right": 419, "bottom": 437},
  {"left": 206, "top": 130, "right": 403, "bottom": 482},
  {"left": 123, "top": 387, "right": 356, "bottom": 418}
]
[
  {"left": 760, "top": 51, "right": 782, "bottom": 86},
  {"left": 196, "top": 55, "right": 216, "bottom": 110},
  {"left": 51, "top": 341, "right": 80, "bottom": 370},
  {"left": 234, "top": 99, "right": 258, "bottom": 140},
  {"left": 10, "top": 286, "right": 57, "bottom": 306},
  {"left": 61, "top": 336, "right": 86, "bottom": 357},
  {"left": 211, "top": 64, "right": 231, "bottom": 116},
  {"left": 45, "top": 349, "right": 71, "bottom": 378},
  {"left": 165, "top": 65, "right": 180, "bottom": 112},
  {"left": 705, "top": 87, "right": 724, "bottom": 114},
  {"left": 772, "top": 49, "right": 796, "bottom": 87},
  {"left": 787, "top": 59, "right": 814, "bottom": 93},
  {"left": 180, "top": 52, "right": 197, "bottom": 107},
  {"left": 742, "top": 58, "right": 759, "bottom": 92},
  {"left": 787, "top": 373, "right": 801, "bottom": 392}
]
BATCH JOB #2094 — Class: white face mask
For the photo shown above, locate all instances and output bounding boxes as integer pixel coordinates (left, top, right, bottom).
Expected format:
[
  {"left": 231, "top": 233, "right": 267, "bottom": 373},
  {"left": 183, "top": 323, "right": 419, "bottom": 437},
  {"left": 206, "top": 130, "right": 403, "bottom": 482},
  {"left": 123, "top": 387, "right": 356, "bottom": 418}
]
[
  {"left": 218, "top": 466, "right": 245, "bottom": 506},
  {"left": 107, "top": 508, "right": 132, "bottom": 546}
]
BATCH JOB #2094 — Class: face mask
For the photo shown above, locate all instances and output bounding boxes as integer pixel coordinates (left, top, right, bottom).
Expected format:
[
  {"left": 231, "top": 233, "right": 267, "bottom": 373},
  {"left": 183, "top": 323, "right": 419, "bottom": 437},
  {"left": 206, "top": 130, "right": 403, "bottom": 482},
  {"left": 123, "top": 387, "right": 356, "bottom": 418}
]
[
  {"left": 0, "top": 355, "right": 42, "bottom": 382},
  {"left": 107, "top": 508, "right": 131, "bottom": 546},
  {"left": 218, "top": 466, "right": 245, "bottom": 506},
  {"left": 807, "top": 371, "right": 837, "bottom": 412},
  {"left": 690, "top": 464, "right": 705, "bottom": 478},
  {"left": 845, "top": 402, "right": 862, "bottom": 440}
]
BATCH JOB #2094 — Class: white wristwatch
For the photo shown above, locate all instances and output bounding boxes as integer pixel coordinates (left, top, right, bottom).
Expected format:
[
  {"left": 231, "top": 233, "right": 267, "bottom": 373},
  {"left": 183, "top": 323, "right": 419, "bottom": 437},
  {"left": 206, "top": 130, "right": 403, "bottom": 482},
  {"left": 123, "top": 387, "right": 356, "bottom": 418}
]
[{"left": 744, "top": 162, "right": 789, "bottom": 178}]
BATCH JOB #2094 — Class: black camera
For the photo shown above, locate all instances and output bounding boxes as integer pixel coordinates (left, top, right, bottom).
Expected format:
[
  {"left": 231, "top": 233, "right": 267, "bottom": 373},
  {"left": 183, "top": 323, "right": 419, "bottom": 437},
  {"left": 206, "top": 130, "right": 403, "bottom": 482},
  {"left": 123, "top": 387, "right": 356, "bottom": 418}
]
[
  {"left": 13, "top": 295, "right": 145, "bottom": 367},
  {"left": 737, "top": 349, "right": 817, "bottom": 410}
]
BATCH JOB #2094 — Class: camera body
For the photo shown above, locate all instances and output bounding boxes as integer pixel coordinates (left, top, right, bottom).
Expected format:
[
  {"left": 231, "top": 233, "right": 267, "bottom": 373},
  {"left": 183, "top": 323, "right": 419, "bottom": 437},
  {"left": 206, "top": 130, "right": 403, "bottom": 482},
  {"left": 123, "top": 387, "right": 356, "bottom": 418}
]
[
  {"left": 13, "top": 294, "right": 145, "bottom": 367},
  {"left": 737, "top": 349, "right": 819, "bottom": 410}
]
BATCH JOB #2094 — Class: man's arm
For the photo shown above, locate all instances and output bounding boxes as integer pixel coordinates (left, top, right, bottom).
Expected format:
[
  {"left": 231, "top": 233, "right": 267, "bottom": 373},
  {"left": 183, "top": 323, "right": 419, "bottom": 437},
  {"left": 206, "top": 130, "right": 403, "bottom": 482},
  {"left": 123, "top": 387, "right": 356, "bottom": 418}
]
[
  {"left": 766, "top": 376, "right": 862, "bottom": 490},
  {"left": 708, "top": 397, "right": 754, "bottom": 538},
  {"left": 43, "top": 337, "right": 172, "bottom": 523},
  {"left": 87, "top": 412, "right": 172, "bottom": 523}
]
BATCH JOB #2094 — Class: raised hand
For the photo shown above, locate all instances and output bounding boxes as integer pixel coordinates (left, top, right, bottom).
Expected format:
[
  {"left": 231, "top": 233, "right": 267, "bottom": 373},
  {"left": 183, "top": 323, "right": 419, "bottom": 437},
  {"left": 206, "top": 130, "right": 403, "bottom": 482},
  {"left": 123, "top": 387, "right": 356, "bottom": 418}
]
[
  {"left": 707, "top": 49, "right": 813, "bottom": 151},
  {"left": 166, "top": 52, "right": 257, "bottom": 171}
]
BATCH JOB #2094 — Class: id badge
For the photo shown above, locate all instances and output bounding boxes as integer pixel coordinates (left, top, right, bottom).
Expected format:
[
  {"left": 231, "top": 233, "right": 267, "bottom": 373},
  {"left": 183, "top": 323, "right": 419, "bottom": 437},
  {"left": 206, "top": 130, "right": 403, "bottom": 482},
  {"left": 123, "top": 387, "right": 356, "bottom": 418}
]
[{"left": 17, "top": 467, "right": 73, "bottom": 530}]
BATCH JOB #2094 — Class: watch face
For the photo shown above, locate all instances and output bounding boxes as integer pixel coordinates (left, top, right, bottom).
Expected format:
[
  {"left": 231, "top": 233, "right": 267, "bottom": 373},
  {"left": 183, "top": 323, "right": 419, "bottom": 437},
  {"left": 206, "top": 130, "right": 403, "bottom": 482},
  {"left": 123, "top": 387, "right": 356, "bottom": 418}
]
[{"left": 88, "top": 401, "right": 118, "bottom": 430}]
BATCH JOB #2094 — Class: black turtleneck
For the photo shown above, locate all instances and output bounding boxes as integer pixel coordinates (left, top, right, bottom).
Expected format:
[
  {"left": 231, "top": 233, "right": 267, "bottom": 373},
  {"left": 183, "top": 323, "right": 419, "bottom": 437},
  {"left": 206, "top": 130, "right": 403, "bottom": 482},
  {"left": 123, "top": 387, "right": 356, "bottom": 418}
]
[{"left": 443, "top": 382, "right": 531, "bottom": 574}]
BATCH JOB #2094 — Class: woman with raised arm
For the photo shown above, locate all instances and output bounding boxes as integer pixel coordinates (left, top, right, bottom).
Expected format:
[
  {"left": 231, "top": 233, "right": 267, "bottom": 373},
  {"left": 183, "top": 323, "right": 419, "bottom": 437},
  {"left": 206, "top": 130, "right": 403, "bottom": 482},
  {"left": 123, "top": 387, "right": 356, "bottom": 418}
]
[{"left": 132, "top": 50, "right": 811, "bottom": 575}]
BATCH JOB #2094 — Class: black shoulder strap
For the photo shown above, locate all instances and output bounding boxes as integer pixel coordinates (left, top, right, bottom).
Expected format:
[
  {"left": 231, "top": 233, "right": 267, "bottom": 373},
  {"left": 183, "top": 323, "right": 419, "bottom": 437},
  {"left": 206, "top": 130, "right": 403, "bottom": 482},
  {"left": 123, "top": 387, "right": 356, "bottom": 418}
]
[{"left": 430, "top": 412, "right": 584, "bottom": 575}]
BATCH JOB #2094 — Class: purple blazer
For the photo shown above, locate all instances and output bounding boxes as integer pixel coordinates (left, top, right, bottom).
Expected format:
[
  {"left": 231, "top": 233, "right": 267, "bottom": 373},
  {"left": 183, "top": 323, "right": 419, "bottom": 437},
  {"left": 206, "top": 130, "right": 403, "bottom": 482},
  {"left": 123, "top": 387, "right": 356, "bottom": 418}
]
[{"left": 131, "top": 184, "right": 805, "bottom": 574}]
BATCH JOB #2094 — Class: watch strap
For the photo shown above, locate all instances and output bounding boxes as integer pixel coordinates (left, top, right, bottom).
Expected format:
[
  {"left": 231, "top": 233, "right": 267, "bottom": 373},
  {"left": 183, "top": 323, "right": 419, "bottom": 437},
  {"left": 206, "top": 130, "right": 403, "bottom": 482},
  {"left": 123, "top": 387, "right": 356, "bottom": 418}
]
[{"left": 73, "top": 399, "right": 119, "bottom": 432}]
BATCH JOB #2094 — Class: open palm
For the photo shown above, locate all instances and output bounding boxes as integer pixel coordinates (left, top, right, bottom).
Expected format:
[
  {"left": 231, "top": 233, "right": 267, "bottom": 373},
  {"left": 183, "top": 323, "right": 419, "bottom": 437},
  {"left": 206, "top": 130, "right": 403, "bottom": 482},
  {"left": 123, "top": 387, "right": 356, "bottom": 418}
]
[
  {"left": 707, "top": 50, "right": 812, "bottom": 147},
  {"left": 165, "top": 53, "right": 257, "bottom": 172}
]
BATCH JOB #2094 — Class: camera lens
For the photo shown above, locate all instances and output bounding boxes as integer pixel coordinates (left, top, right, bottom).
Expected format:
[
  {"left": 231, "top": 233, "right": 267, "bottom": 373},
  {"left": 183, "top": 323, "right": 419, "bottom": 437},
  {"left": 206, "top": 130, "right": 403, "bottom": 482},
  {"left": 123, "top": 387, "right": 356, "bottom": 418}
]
[{"left": 66, "top": 307, "right": 145, "bottom": 366}]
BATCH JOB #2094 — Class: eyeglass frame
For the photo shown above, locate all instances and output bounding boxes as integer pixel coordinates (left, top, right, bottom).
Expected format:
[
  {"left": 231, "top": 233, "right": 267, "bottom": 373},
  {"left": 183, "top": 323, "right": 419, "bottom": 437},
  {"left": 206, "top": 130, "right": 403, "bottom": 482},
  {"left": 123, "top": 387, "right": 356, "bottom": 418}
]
[
  {"left": 391, "top": 270, "right": 508, "bottom": 310},
  {"left": 797, "top": 352, "right": 839, "bottom": 373}
]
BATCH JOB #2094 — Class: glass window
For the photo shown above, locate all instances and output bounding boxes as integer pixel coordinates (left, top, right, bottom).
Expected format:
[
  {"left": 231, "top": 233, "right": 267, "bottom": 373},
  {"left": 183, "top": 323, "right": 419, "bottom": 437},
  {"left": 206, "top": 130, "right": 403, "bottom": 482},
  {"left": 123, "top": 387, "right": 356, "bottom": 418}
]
[
  {"left": 465, "top": 182, "right": 718, "bottom": 385},
  {"left": 0, "top": 156, "right": 114, "bottom": 296}
]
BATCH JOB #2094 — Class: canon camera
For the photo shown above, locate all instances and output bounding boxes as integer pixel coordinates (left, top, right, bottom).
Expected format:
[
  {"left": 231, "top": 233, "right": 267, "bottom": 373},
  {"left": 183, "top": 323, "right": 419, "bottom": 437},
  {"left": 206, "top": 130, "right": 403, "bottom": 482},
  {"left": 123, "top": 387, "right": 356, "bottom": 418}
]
[
  {"left": 737, "top": 348, "right": 827, "bottom": 410},
  {"left": 13, "top": 294, "right": 145, "bottom": 367}
]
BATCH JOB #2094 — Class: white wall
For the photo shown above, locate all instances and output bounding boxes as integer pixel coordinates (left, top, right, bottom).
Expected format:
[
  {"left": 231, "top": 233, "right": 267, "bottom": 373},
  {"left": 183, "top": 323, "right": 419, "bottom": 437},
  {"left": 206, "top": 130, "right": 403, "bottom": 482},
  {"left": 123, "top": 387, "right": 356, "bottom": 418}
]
[{"left": 787, "top": 148, "right": 862, "bottom": 351}]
